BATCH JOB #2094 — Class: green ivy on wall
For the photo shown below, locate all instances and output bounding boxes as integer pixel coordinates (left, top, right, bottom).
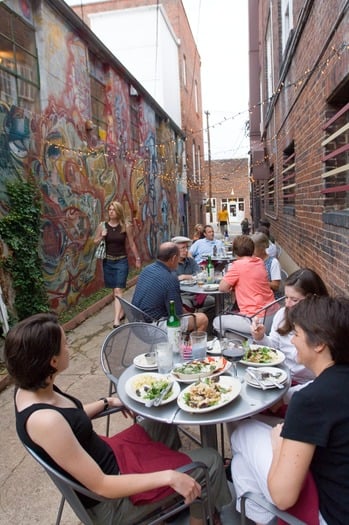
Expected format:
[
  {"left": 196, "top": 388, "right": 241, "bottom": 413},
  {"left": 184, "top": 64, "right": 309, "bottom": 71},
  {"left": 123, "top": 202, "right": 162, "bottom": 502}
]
[{"left": 0, "top": 178, "right": 49, "bottom": 322}]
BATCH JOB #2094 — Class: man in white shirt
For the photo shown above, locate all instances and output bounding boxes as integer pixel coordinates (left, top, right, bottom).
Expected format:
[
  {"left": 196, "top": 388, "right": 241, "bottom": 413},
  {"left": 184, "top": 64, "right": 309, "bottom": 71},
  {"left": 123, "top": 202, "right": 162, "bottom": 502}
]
[{"left": 189, "top": 225, "right": 225, "bottom": 265}]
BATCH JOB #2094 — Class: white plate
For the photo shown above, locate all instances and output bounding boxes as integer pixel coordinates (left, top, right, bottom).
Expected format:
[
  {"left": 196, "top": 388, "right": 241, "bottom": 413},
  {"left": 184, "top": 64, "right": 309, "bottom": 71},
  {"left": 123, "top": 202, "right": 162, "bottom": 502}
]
[
  {"left": 133, "top": 353, "right": 158, "bottom": 370},
  {"left": 203, "top": 284, "right": 219, "bottom": 291},
  {"left": 180, "top": 279, "right": 196, "bottom": 286},
  {"left": 177, "top": 376, "right": 241, "bottom": 413},
  {"left": 245, "top": 367, "right": 288, "bottom": 389},
  {"left": 206, "top": 339, "right": 222, "bottom": 355},
  {"left": 171, "top": 357, "right": 231, "bottom": 383},
  {"left": 240, "top": 346, "right": 285, "bottom": 367},
  {"left": 125, "top": 373, "right": 180, "bottom": 405}
]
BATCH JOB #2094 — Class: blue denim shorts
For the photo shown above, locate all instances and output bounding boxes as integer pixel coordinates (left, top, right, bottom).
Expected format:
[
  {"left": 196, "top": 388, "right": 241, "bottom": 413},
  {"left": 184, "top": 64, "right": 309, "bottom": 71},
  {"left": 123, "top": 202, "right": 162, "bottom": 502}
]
[{"left": 103, "top": 257, "right": 129, "bottom": 288}]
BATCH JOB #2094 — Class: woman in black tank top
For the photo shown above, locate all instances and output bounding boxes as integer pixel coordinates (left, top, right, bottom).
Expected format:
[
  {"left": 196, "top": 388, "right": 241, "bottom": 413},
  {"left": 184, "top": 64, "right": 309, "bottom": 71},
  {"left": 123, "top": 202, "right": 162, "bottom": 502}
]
[{"left": 94, "top": 201, "right": 141, "bottom": 328}]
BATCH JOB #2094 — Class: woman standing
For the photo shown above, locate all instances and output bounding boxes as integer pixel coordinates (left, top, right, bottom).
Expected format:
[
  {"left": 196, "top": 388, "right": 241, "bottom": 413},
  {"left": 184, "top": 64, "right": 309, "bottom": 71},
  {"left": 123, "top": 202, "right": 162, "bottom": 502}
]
[{"left": 94, "top": 201, "right": 141, "bottom": 328}]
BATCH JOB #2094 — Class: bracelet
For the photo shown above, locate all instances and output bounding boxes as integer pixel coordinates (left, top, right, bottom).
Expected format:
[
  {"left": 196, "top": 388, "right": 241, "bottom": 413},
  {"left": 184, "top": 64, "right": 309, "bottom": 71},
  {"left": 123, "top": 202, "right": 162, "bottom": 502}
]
[
  {"left": 99, "top": 397, "right": 109, "bottom": 411},
  {"left": 136, "top": 257, "right": 141, "bottom": 261}
]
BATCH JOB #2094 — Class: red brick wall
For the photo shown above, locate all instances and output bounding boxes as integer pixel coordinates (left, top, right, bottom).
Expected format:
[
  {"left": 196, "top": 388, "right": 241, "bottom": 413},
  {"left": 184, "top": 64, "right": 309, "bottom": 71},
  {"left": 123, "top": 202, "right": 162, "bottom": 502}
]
[{"left": 251, "top": 0, "right": 349, "bottom": 295}]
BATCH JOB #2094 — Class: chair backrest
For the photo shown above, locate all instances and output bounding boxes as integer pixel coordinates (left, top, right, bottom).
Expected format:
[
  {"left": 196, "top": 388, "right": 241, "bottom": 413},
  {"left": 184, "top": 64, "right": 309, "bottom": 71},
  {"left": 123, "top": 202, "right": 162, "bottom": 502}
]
[
  {"left": 117, "top": 296, "right": 154, "bottom": 323},
  {"left": 24, "top": 444, "right": 212, "bottom": 525},
  {"left": 240, "top": 491, "right": 306, "bottom": 525},
  {"left": 23, "top": 444, "right": 110, "bottom": 525},
  {"left": 100, "top": 322, "right": 168, "bottom": 392}
]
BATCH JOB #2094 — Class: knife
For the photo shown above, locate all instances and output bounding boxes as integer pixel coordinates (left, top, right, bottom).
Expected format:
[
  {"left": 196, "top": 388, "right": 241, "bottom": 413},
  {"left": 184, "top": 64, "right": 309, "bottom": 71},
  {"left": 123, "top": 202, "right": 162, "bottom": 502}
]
[{"left": 246, "top": 368, "right": 267, "bottom": 390}]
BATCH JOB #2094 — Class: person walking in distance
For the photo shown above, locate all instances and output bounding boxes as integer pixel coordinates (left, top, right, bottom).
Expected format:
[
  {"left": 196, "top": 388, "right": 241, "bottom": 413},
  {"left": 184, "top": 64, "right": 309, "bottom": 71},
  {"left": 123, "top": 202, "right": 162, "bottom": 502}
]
[{"left": 94, "top": 201, "right": 141, "bottom": 328}]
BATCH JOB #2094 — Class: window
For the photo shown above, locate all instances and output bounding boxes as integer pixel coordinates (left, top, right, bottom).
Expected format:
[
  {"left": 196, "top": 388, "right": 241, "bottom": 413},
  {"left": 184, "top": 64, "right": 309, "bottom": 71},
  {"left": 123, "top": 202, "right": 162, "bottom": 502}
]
[
  {"left": 129, "top": 92, "right": 140, "bottom": 153},
  {"left": 265, "top": 15, "right": 274, "bottom": 102},
  {"left": 281, "top": 0, "right": 293, "bottom": 52},
  {"left": 194, "top": 80, "right": 199, "bottom": 113},
  {"left": 266, "top": 165, "right": 275, "bottom": 213},
  {"left": 321, "top": 88, "right": 349, "bottom": 226},
  {"left": 89, "top": 52, "right": 107, "bottom": 141},
  {"left": 282, "top": 142, "right": 296, "bottom": 215},
  {"left": 196, "top": 145, "right": 201, "bottom": 185},
  {"left": 0, "top": 5, "right": 39, "bottom": 110},
  {"left": 182, "top": 55, "right": 187, "bottom": 88},
  {"left": 192, "top": 141, "right": 197, "bottom": 183}
]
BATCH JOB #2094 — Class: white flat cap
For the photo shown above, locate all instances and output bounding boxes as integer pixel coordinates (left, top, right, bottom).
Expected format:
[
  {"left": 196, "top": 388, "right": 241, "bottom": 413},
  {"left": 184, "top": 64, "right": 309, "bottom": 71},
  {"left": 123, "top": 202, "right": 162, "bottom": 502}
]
[{"left": 171, "top": 236, "right": 192, "bottom": 244}]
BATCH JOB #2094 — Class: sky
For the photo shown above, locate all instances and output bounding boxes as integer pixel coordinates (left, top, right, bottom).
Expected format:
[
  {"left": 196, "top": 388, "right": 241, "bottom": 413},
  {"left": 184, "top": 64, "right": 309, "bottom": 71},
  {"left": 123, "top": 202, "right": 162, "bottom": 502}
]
[
  {"left": 182, "top": 0, "right": 249, "bottom": 160},
  {"left": 64, "top": 0, "right": 249, "bottom": 160}
]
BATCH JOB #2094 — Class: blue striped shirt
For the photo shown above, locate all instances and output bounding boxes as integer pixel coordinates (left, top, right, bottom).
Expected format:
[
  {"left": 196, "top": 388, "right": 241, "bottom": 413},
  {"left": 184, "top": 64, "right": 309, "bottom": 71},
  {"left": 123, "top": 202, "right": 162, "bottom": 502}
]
[{"left": 132, "top": 260, "right": 183, "bottom": 320}]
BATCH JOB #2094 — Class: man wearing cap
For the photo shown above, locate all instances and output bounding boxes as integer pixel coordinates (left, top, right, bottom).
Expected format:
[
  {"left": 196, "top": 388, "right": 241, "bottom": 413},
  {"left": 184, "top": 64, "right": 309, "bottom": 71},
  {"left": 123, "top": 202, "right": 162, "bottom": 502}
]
[{"left": 171, "top": 236, "right": 215, "bottom": 314}]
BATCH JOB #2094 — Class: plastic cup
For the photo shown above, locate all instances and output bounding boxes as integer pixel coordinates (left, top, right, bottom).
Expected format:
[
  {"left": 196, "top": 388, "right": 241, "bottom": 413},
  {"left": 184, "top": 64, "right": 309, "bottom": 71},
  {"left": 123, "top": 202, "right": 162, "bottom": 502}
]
[
  {"left": 190, "top": 331, "right": 207, "bottom": 360},
  {"left": 155, "top": 342, "right": 173, "bottom": 374}
]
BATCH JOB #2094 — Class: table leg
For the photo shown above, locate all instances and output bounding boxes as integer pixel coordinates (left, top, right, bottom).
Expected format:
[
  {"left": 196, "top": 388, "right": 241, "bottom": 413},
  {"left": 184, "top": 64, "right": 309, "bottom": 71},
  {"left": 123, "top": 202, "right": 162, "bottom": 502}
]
[
  {"left": 200, "top": 424, "right": 218, "bottom": 449},
  {"left": 215, "top": 294, "right": 225, "bottom": 339}
]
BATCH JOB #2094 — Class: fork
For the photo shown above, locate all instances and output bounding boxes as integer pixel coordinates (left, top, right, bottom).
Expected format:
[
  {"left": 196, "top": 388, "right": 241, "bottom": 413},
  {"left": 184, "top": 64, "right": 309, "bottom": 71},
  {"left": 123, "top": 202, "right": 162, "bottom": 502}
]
[{"left": 145, "top": 382, "right": 174, "bottom": 407}]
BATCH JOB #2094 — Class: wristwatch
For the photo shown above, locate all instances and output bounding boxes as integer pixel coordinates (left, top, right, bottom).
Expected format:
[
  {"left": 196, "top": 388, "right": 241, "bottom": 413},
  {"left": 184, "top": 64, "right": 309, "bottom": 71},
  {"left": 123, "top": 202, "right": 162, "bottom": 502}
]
[{"left": 99, "top": 397, "right": 109, "bottom": 411}]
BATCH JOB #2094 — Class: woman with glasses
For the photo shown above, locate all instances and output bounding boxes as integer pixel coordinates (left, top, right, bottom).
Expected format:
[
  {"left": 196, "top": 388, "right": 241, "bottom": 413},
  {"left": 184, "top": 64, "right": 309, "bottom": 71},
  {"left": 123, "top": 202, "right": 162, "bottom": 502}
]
[{"left": 251, "top": 268, "right": 329, "bottom": 404}]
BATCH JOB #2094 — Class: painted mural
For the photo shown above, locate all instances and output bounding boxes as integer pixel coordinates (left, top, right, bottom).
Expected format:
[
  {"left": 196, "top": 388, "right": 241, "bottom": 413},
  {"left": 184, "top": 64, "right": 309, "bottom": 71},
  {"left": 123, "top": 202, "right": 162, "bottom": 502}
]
[{"left": 0, "top": 1, "right": 185, "bottom": 312}]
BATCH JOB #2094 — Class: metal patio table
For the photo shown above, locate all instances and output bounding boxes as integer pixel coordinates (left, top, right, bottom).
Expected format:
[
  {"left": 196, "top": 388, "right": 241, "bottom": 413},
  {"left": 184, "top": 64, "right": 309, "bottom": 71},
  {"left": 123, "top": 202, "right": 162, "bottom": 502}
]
[{"left": 117, "top": 363, "right": 290, "bottom": 449}]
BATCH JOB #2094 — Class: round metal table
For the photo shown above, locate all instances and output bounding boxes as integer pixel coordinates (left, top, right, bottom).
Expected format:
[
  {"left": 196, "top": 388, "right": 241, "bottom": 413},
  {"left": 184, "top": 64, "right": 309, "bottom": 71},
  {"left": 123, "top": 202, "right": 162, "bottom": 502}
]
[{"left": 117, "top": 363, "right": 290, "bottom": 449}]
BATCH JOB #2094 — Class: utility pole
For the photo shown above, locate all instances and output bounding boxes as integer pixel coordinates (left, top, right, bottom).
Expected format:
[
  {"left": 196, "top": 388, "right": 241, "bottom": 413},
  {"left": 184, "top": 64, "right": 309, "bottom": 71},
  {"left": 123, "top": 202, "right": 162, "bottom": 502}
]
[{"left": 205, "top": 110, "right": 213, "bottom": 222}]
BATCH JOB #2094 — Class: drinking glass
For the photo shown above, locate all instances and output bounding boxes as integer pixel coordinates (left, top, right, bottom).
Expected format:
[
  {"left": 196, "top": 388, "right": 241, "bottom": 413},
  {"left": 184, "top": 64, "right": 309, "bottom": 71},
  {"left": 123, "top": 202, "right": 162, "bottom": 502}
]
[
  {"left": 155, "top": 342, "right": 173, "bottom": 374},
  {"left": 222, "top": 340, "right": 245, "bottom": 381},
  {"left": 196, "top": 271, "right": 206, "bottom": 287},
  {"left": 190, "top": 331, "right": 207, "bottom": 360}
]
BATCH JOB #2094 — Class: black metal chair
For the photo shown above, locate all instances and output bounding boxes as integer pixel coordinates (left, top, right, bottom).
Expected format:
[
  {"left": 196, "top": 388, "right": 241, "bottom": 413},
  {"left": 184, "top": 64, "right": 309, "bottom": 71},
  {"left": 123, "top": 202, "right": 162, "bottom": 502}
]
[{"left": 23, "top": 443, "right": 214, "bottom": 525}]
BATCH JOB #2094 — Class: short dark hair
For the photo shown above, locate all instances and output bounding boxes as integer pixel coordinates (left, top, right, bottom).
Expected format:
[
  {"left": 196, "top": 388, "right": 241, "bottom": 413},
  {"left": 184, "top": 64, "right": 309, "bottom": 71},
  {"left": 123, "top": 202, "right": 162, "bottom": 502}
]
[
  {"left": 203, "top": 224, "right": 213, "bottom": 234},
  {"left": 233, "top": 235, "right": 254, "bottom": 257},
  {"left": 289, "top": 295, "right": 349, "bottom": 364},
  {"left": 157, "top": 242, "right": 179, "bottom": 262},
  {"left": 4, "top": 313, "right": 62, "bottom": 390}
]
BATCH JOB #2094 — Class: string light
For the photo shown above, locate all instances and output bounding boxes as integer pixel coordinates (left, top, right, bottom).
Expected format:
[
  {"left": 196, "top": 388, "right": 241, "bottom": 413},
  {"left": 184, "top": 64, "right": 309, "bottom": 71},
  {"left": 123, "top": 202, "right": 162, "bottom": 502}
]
[{"left": 14, "top": 40, "right": 348, "bottom": 187}]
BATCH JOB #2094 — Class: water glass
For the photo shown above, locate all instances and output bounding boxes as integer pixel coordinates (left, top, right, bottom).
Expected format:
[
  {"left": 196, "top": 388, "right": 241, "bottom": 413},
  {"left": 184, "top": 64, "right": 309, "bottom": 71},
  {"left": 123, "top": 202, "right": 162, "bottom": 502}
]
[
  {"left": 190, "top": 331, "right": 207, "bottom": 360},
  {"left": 155, "top": 342, "right": 173, "bottom": 374}
]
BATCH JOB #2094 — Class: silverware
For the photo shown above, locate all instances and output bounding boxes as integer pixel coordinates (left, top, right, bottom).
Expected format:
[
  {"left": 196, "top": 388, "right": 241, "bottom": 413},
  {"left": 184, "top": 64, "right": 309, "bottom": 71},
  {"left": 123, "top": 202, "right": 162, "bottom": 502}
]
[
  {"left": 145, "top": 382, "right": 174, "bottom": 407},
  {"left": 261, "top": 372, "right": 284, "bottom": 389},
  {"left": 246, "top": 368, "right": 267, "bottom": 390}
]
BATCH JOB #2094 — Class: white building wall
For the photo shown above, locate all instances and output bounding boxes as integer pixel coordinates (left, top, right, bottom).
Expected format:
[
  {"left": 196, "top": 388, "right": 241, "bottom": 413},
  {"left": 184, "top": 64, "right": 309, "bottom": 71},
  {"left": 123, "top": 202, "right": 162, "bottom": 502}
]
[{"left": 89, "top": 5, "right": 181, "bottom": 126}]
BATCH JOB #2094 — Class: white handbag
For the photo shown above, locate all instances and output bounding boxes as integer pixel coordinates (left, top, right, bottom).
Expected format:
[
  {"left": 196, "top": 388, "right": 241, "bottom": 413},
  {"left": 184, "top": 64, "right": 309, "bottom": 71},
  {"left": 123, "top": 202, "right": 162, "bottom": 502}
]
[{"left": 95, "top": 223, "right": 106, "bottom": 259}]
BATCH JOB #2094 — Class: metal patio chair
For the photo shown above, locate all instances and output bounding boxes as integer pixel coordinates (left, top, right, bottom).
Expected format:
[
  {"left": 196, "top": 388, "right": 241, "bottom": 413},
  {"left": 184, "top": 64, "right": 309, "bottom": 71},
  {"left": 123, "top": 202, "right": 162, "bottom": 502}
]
[
  {"left": 117, "top": 296, "right": 197, "bottom": 331},
  {"left": 100, "top": 322, "right": 168, "bottom": 435},
  {"left": 219, "top": 296, "right": 286, "bottom": 342},
  {"left": 240, "top": 492, "right": 306, "bottom": 525},
  {"left": 23, "top": 444, "right": 214, "bottom": 525}
]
